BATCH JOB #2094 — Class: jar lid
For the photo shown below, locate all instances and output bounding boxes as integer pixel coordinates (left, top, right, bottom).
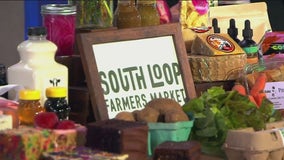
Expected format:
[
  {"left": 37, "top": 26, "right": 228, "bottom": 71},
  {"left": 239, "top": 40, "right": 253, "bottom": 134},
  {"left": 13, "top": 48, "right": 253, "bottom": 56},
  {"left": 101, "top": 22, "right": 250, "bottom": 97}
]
[
  {"left": 19, "top": 90, "right": 41, "bottom": 100},
  {"left": 28, "top": 27, "right": 47, "bottom": 36},
  {"left": 41, "top": 4, "right": 76, "bottom": 15},
  {"left": 46, "top": 87, "right": 67, "bottom": 98}
]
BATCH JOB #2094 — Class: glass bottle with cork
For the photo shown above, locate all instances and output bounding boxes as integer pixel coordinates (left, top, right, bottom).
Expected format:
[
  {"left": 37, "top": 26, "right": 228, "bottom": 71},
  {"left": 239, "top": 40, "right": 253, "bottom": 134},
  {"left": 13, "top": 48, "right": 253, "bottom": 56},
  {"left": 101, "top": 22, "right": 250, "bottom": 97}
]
[
  {"left": 18, "top": 89, "right": 45, "bottom": 125},
  {"left": 137, "top": 0, "right": 160, "bottom": 26},
  {"left": 44, "top": 87, "right": 70, "bottom": 120},
  {"left": 113, "top": 0, "right": 141, "bottom": 29}
]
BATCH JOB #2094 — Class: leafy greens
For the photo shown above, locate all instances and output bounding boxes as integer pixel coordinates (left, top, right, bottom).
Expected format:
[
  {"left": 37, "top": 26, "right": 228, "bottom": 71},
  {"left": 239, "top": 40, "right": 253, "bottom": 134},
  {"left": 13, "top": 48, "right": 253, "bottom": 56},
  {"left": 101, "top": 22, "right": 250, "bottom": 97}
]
[{"left": 182, "top": 86, "right": 282, "bottom": 156}]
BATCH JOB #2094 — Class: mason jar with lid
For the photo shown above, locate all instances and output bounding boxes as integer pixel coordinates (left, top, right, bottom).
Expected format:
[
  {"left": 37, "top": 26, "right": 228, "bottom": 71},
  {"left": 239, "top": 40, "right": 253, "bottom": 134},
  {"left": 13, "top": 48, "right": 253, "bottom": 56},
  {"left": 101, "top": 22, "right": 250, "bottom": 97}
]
[{"left": 41, "top": 4, "right": 76, "bottom": 56}]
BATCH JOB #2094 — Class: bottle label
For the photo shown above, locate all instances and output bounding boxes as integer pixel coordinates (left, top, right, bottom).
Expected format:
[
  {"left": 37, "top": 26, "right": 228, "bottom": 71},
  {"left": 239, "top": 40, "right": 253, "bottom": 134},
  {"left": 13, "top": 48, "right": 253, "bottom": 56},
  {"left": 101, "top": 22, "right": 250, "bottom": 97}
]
[
  {"left": 264, "top": 43, "right": 284, "bottom": 55},
  {"left": 242, "top": 46, "right": 258, "bottom": 57},
  {"left": 206, "top": 34, "right": 235, "bottom": 53}
]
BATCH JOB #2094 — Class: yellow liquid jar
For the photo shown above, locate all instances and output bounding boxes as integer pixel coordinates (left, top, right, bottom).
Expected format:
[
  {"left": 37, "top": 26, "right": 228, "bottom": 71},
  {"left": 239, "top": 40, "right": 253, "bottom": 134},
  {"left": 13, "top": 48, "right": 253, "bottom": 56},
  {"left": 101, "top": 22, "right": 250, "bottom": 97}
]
[
  {"left": 137, "top": 0, "right": 160, "bottom": 26},
  {"left": 114, "top": 0, "right": 141, "bottom": 29},
  {"left": 18, "top": 89, "right": 45, "bottom": 125}
]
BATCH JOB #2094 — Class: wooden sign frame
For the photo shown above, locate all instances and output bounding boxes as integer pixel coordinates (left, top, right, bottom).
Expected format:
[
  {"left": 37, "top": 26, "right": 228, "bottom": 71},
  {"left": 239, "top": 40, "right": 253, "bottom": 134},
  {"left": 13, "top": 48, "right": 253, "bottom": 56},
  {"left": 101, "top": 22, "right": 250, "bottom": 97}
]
[{"left": 76, "top": 23, "right": 197, "bottom": 121}]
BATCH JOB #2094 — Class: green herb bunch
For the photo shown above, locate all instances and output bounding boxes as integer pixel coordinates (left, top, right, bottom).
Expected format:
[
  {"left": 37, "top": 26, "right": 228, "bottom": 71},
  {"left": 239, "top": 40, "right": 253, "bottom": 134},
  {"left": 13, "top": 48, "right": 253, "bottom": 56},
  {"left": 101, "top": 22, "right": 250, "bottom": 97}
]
[
  {"left": 70, "top": 0, "right": 113, "bottom": 28},
  {"left": 182, "top": 86, "right": 282, "bottom": 156}
]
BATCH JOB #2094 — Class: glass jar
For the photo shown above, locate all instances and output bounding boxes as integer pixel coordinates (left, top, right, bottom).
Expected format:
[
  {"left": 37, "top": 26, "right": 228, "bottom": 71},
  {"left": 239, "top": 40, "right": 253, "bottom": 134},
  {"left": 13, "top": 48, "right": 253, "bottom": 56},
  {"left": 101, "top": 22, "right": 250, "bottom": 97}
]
[
  {"left": 44, "top": 87, "right": 70, "bottom": 120},
  {"left": 137, "top": 0, "right": 160, "bottom": 26},
  {"left": 69, "top": 0, "right": 114, "bottom": 29},
  {"left": 41, "top": 4, "right": 76, "bottom": 56},
  {"left": 113, "top": 0, "right": 141, "bottom": 29},
  {"left": 18, "top": 89, "right": 45, "bottom": 125}
]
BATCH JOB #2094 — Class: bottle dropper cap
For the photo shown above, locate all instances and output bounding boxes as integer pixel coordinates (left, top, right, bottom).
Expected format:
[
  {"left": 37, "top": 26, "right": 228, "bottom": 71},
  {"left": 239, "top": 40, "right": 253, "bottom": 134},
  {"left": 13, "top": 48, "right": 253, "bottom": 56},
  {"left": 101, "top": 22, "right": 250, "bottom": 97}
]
[
  {"left": 212, "top": 18, "right": 220, "bottom": 33},
  {"left": 227, "top": 19, "right": 238, "bottom": 37},
  {"left": 242, "top": 20, "right": 253, "bottom": 39},
  {"left": 28, "top": 27, "right": 47, "bottom": 36}
]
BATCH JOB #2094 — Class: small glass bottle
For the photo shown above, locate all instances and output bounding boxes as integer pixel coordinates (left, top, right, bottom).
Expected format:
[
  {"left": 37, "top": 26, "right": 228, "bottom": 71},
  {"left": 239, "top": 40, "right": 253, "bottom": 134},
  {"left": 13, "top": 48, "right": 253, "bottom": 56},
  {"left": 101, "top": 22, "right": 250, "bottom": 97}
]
[
  {"left": 114, "top": 0, "right": 141, "bottom": 29},
  {"left": 227, "top": 19, "right": 240, "bottom": 43},
  {"left": 18, "top": 89, "right": 45, "bottom": 125},
  {"left": 41, "top": 4, "right": 76, "bottom": 56},
  {"left": 137, "top": 0, "right": 160, "bottom": 26},
  {"left": 212, "top": 18, "right": 220, "bottom": 33},
  {"left": 44, "top": 87, "right": 70, "bottom": 120},
  {"left": 239, "top": 20, "right": 258, "bottom": 64}
]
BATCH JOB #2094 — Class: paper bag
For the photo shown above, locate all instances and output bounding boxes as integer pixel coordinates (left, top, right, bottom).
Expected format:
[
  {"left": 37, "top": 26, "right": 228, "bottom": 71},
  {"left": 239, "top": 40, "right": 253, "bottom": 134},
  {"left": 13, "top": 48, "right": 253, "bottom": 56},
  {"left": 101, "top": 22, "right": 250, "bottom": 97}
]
[{"left": 209, "top": 2, "right": 271, "bottom": 43}]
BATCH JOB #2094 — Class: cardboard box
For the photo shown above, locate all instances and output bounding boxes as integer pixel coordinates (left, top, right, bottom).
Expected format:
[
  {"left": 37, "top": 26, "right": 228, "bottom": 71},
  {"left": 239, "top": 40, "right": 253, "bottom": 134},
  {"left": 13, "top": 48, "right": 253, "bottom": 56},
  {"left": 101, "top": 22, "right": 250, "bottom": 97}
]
[{"left": 223, "top": 121, "right": 284, "bottom": 160}]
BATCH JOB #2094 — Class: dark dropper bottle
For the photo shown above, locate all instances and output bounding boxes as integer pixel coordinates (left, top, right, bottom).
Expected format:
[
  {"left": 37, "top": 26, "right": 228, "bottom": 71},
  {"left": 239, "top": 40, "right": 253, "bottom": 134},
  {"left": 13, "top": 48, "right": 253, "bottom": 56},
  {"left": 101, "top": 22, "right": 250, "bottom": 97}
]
[
  {"left": 239, "top": 20, "right": 258, "bottom": 64},
  {"left": 227, "top": 19, "right": 240, "bottom": 43},
  {"left": 212, "top": 18, "right": 220, "bottom": 33}
]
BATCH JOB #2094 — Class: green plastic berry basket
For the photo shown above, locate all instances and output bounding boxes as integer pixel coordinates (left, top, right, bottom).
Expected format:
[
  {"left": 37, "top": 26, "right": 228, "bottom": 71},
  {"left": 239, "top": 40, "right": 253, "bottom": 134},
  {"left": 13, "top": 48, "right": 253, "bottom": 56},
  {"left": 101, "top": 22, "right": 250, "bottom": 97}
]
[{"left": 147, "top": 119, "right": 194, "bottom": 156}]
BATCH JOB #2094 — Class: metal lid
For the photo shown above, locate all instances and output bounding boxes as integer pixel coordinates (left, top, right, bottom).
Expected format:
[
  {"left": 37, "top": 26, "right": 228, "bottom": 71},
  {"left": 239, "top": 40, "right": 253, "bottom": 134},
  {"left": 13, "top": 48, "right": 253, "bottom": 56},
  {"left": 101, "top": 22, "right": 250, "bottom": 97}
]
[{"left": 41, "top": 4, "right": 76, "bottom": 15}]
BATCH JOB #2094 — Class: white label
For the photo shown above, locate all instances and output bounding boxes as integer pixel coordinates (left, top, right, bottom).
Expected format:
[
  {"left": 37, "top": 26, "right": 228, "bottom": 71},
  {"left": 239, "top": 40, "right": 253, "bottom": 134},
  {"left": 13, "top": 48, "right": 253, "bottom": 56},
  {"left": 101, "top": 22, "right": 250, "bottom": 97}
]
[{"left": 264, "top": 82, "right": 284, "bottom": 109}]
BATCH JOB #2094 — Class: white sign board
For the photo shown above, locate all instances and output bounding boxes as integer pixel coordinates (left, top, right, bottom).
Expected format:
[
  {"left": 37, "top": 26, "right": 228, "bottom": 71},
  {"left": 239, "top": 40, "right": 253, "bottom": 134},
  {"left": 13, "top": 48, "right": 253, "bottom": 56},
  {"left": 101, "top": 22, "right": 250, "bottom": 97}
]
[
  {"left": 93, "top": 36, "right": 186, "bottom": 118},
  {"left": 77, "top": 23, "right": 196, "bottom": 120}
]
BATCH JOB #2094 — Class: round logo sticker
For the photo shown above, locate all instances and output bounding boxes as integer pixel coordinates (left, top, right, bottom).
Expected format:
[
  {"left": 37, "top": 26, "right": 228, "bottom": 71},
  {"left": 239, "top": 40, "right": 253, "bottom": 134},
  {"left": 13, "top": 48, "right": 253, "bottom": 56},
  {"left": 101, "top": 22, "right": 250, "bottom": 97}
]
[{"left": 206, "top": 34, "right": 235, "bottom": 53}]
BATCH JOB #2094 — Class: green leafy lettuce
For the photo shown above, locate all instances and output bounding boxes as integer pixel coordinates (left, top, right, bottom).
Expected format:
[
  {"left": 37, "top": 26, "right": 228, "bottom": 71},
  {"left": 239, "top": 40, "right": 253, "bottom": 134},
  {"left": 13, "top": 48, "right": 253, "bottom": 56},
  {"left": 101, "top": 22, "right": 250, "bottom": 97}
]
[{"left": 182, "top": 86, "right": 282, "bottom": 157}]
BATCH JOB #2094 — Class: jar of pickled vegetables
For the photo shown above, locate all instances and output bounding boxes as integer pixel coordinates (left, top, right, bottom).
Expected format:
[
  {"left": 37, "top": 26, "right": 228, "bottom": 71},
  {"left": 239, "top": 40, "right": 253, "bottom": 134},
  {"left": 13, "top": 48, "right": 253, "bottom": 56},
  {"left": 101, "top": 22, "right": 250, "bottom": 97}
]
[
  {"left": 114, "top": 0, "right": 141, "bottom": 29},
  {"left": 41, "top": 4, "right": 76, "bottom": 56},
  {"left": 18, "top": 89, "right": 45, "bottom": 125},
  {"left": 137, "top": 0, "right": 160, "bottom": 26}
]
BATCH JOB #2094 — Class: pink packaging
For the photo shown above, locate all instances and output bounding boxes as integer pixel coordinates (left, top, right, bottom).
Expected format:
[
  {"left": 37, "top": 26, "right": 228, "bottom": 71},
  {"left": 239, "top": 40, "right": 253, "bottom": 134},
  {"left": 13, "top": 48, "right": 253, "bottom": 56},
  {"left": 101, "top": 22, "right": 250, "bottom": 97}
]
[{"left": 156, "top": 0, "right": 172, "bottom": 24}]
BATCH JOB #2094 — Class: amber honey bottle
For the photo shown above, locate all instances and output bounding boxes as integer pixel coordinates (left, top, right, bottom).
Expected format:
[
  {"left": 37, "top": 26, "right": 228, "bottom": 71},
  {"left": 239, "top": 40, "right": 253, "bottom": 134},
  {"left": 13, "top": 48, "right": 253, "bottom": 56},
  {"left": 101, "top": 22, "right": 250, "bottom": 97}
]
[
  {"left": 18, "top": 89, "right": 45, "bottom": 125},
  {"left": 114, "top": 0, "right": 141, "bottom": 29},
  {"left": 137, "top": 0, "right": 160, "bottom": 26}
]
